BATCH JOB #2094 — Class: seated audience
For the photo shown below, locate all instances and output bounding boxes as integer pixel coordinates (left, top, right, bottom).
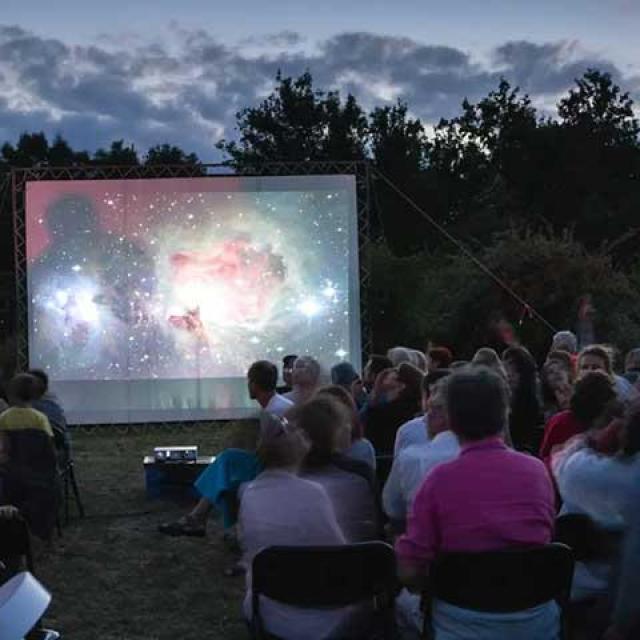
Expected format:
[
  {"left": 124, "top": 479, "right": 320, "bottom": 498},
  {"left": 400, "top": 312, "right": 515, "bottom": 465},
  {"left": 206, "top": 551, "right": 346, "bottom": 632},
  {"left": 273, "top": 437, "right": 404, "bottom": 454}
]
[
  {"left": 623, "top": 348, "right": 640, "bottom": 386},
  {"left": 541, "top": 350, "right": 575, "bottom": 420},
  {"left": 427, "top": 347, "right": 453, "bottom": 372},
  {"left": 0, "top": 374, "right": 53, "bottom": 438},
  {"left": 383, "top": 379, "right": 459, "bottom": 524},
  {"left": 410, "top": 349, "right": 427, "bottom": 372},
  {"left": 248, "top": 361, "right": 293, "bottom": 418},
  {"left": 552, "top": 402, "right": 640, "bottom": 602},
  {"left": 238, "top": 415, "right": 366, "bottom": 640},
  {"left": 330, "top": 362, "right": 359, "bottom": 392},
  {"left": 0, "top": 374, "right": 58, "bottom": 540},
  {"left": 29, "top": 368, "right": 70, "bottom": 452},
  {"left": 471, "top": 347, "right": 507, "bottom": 380},
  {"left": 352, "top": 354, "right": 393, "bottom": 407},
  {"left": 292, "top": 396, "right": 380, "bottom": 542},
  {"left": 550, "top": 330, "right": 578, "bottom": 358},
  {"left": 604, "top": 500, "right": 640, "bottom": 639},
  {"left": 395, "top": 367, "right": 557, "bottom": 639},
  {"left": 393, "top": 369, "right": 451, "bottom": 457},
  {"left": 502, "top": 346, "right": 543, "bottom": 451},
  {"left": 276, "top": 354, "right": 297, "bottom": 394},
  {"left": 387, "top": 346, "right": 414, "bottom": 367},
  {"left": 578, "top": 344, "right": 633, "bottom": 400},
  {"left": 315, "top": 385, "right": 376, "bottom": 470},
  {"left": 540, "top": 371, "right": 616, "bottom": 463},
  {"left": 159, "top": 360, "right": 289, "bottom": 537},
  {"left": 361, "top": 355, "right": 393, "bottom": 394},
  {"left": 363, "top": 363, "right": 424, "bottom": 455},
  {"left": 283, "top": 356, "right": 322, "bottom": 405}
]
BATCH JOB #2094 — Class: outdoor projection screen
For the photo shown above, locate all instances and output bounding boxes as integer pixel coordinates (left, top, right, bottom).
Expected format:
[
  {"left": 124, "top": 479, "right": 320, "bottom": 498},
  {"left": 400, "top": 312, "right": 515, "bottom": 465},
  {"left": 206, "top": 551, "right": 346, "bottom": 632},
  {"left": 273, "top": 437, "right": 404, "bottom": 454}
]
[{"left": 25, "top": 175, "right": 361, "bottom": 424}]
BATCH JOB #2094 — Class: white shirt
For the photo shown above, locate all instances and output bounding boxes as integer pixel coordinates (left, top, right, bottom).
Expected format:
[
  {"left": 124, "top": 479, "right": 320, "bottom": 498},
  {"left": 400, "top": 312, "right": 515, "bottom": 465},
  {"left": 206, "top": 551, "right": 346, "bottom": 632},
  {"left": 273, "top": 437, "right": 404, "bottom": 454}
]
[
  {"left": 346, "top": 438, "right": 376, "bottom": 470},
  {"left": 393, "top": 415, "right": 429, "bottom": 457},
  {"left": 552, "top": 440, "right": 640, "bottom": 601},
  {"left": 264, "top": 393, "right": 294, "bottom": 417},
  {"left": 240, "top": 470, "right": 366, "bottom": 639},
  {"left": 383, "top": 430, "right": 460, "bottom": 520}
]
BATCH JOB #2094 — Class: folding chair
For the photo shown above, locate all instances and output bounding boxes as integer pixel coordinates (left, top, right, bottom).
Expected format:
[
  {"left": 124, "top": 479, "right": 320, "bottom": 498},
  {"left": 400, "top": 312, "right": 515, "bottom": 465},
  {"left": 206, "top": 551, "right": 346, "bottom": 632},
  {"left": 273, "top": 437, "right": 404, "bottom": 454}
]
[
  {"left": 3, "top": 429, "right": 60, "bottom": 541},
  {"left": 0, "top": 513, "right": 35, "bottom": 582},
  {"left": 421, "top": 543, "right": 574, "bottom": 639},
  {"left": 554, "top": 513, "right": 622, "bottom": 562},
  {"left": 56, "top": 440, "right": 85, "bottom": 526},
  {"left": 251, "top": 542, "right": 398, "bottom": 640},
  {"left": 555, "top": 514, "right": 623, "bottom": 639}
]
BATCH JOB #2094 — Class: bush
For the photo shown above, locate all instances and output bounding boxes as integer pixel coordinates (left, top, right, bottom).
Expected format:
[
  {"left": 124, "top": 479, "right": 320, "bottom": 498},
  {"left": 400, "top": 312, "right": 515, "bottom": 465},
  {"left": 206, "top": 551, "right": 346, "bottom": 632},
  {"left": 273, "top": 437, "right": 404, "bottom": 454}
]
[{"left": 368, "top": 230, "right": 640, "bottom": 361}]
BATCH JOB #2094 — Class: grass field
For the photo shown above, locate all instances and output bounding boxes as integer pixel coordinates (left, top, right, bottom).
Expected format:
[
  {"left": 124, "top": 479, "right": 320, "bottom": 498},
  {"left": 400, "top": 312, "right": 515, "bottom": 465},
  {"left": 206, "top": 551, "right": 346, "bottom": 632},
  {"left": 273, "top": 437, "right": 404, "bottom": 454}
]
[{"left": 34, "top": 423, "right": 255, "bottom": 640}]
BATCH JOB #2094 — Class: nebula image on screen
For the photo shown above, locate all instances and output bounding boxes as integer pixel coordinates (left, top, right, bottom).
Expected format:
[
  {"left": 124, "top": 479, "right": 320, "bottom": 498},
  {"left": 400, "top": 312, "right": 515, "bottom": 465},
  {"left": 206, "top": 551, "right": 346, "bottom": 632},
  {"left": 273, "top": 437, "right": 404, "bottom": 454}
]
[{"left": 26, "top": 176, "right": 360, "bottom": 424}]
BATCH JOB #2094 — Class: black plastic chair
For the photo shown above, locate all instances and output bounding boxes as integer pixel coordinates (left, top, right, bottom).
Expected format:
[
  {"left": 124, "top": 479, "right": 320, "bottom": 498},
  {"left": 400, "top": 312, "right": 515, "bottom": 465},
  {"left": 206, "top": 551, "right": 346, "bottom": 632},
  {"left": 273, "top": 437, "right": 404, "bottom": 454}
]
[
  {"left": 421, "top": 543, "right": 574, "bottom": 639},
  {"left": 56, "top": 439, "right": 85, "bottom": 527},
  {"left": 554, "top": 513, "right": 622, "bottom": 562},
  {"left": 0, "top": 512, "right": 35, "bottom": 582},
  {"left": 250, "top": 542, "right": 398, "bottom": 640},
  {"left": 2, "top": 429, "right": 60, "bottom": 540}
]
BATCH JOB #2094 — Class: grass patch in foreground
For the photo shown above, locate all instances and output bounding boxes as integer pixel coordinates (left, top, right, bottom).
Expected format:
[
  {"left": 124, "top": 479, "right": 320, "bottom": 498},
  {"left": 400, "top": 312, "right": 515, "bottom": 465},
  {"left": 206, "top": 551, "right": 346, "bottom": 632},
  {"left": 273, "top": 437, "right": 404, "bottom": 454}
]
[{"left": 35, "top": 423, "right": 250, "bottom": 640}]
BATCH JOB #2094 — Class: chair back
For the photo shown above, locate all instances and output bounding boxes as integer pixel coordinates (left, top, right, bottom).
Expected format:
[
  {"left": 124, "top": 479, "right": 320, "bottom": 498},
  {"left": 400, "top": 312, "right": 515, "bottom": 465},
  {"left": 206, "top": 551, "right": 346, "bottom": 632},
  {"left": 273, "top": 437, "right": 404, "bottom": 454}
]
[
  {"left": 555, "top": 513, "right": 622, "bottom": 562},
  {"left": 2, "top": 430, "right": 59, "bottom": 540},
  {"left": 427, "top": 543, "right": 574, "bottom": 613},
  {"left": 251, "top": 542, "right": 397, "bottom": 638},
  {"left": 0, "top": 515, "right": 35, "bottom": 582},
  {"left": 4, "top": 429, "right": 58, "bottom": 487}
]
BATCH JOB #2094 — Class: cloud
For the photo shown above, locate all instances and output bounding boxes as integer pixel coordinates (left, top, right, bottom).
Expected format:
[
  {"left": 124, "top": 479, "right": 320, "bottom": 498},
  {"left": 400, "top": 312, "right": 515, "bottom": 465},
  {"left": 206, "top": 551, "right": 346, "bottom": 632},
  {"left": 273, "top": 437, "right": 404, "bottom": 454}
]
[{"left": 0, "top": 24, "right": 637, "bottom": 160}]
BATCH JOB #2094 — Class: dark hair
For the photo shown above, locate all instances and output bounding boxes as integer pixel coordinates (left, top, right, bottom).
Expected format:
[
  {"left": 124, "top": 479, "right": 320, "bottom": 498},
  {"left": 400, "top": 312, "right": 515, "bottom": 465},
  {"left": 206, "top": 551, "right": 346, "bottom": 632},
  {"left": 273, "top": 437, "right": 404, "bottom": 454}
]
[
  {"left": 578, "top": 345, "right": 613, "bottom": 375},
  {"left": 28, "top": 368, "right": 49, "bottom": 394},
  {"left": 396, "top": 362, "right": 424, "bottom": 405},
  {"left": 422, "top": 369, "right": 451, "bottom": 395},
  {"left": 428, "top": 347, "right": 453, "bottom": 369},
  {"left": 445, "top": 367, "right": 509, "bottom": 441},
  {"left": 367, "top": 355, "right": 393, "bottom": 377},
  {"left": 289, "top": 396, "right": 351, "bottom": 468},
  {"left": 316, "top": 384, "right": 362, "bottom": 440},
  {"left": 545, "top": 350, "right": 575, "bottom": 379},
  {"left": 8, "top": 373, "right": 38, "bottom": 405},
  {"left": 503, "top": 346, "right": 542, "bottom": 440},
  {"left": 247, "top": 360, "right": 278, "bottom": 392},
  {"left": 330, "top": 362, "right": 359, "bottom": 389},
  {"left": 282, "top": 354, "right": 298, "bottom": 367},
  {"left": 571, "top": 371, "right": 616, "bottom": 427}
]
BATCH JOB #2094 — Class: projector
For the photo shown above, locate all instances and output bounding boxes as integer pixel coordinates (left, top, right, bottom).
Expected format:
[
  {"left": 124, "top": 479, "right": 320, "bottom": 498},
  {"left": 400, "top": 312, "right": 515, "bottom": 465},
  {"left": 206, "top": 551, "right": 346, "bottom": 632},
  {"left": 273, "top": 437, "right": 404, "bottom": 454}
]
[{"left": 153, "top": 446, "right": 198, "bottom": 463}]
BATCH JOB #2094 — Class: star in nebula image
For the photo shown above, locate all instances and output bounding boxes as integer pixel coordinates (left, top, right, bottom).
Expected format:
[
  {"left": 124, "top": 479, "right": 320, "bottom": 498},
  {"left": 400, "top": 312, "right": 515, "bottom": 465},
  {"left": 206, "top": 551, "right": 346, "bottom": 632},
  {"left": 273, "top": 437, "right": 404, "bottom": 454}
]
[{"left": 26, "top": 177, "right": 360, "bottom": 383}]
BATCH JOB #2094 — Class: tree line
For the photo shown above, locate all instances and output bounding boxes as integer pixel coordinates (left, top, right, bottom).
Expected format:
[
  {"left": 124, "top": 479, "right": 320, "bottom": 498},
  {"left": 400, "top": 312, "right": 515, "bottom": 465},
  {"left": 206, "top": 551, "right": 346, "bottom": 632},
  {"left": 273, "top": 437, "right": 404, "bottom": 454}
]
[{"left": 1, "top": 69, "right": 640, "bottom": 358}]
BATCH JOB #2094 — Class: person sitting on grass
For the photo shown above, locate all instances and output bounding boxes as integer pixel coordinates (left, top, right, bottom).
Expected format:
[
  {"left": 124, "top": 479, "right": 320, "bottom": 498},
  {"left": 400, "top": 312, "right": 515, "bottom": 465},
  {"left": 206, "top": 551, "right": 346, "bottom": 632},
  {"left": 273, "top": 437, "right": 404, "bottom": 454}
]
[{"left": 158, "top": 360, "right": 292, "bottom": 538}]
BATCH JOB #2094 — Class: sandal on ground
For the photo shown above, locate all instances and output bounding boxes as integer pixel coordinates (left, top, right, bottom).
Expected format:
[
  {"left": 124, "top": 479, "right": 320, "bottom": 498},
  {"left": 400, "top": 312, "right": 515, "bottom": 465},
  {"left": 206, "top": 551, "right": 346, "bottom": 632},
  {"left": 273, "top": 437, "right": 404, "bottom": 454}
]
[{"left": 157, "top": 516, "right": 206, "bottom": 537}]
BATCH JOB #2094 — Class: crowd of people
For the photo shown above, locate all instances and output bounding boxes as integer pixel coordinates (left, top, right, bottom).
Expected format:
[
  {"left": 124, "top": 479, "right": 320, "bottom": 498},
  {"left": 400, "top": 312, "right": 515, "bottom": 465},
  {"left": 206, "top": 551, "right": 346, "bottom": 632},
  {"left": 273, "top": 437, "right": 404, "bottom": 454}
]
[
  {"left": 2, "top": 334, "right": 640, "bottom": 639},
  {"left": 156, "top": 335, "right": 640, "bottom": 639}
]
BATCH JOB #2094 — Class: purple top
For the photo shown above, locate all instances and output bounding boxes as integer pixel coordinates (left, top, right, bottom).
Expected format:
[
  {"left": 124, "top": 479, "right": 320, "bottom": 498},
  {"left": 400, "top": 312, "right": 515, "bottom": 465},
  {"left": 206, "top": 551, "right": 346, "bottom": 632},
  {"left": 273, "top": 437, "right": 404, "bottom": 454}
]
[{"left": 396, "top": 437, "right": 555, "bottom": 571}]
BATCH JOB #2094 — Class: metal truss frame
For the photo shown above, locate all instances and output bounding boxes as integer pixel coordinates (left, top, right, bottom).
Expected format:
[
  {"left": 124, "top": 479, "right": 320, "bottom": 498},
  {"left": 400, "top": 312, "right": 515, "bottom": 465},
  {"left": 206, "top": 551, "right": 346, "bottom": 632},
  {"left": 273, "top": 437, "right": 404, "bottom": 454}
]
[{"left": 10, "top": 161, "right": 372, "bottom": 429}]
